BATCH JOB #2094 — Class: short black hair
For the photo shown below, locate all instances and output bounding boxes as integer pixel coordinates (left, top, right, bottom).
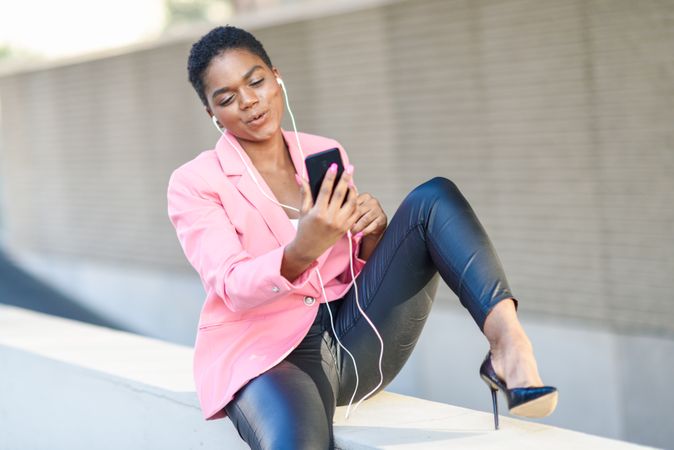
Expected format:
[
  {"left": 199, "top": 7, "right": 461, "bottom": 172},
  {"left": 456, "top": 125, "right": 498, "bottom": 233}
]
[{"left": 187, "top": 25, "right": 273, "bottom": 107}]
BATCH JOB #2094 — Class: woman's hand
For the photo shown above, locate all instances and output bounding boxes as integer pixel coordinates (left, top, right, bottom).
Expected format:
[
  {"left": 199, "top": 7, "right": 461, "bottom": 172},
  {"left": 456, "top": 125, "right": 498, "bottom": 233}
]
[
  {"left": 348, "top": 185, "right": 387, "bottom": 261},
  {"left": 291, "top": 163, "right": 360, "bottom": 262},
  {"left": 349, "top": 189, "right": 388, "bottom": 239}
]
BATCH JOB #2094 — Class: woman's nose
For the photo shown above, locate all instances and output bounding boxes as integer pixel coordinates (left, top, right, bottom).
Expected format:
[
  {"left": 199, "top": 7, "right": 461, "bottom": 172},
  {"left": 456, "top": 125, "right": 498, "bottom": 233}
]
[{"left": 239, "top": 88, "right": 258, "bottom": 109}]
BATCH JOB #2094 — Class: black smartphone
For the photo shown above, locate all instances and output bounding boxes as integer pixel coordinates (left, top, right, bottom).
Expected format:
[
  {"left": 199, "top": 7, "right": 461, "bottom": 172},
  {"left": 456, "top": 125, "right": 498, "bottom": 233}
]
[{"left": 304, "top": 147, "right": 346, "bottom": 204}]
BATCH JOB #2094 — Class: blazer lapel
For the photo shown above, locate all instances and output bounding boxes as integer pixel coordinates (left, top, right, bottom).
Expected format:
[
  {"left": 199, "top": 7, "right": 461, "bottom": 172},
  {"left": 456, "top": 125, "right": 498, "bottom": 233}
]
[
  {"left": 214, "top": 130, "right": 294, "bottom": 247},
  {"left": 214, "top": 130, "right": 331, "bottom": 292}
]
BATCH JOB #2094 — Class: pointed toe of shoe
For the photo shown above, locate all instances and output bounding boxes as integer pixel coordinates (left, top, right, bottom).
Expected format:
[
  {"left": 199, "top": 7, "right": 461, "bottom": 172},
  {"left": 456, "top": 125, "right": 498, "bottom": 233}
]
[{"left": 508, "top": 387, "right": 558, "bottom": 418}]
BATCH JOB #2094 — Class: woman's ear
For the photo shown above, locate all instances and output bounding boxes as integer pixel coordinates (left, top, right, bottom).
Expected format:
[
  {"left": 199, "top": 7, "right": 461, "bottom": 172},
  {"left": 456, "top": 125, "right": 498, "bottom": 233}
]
[{"left": 272, "top": 67, "right": 282, "bottom": 84}]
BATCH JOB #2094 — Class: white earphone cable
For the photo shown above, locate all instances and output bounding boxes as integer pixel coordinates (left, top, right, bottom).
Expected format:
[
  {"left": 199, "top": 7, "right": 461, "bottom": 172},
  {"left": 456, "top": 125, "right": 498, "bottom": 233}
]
[
  {"left": 278, "top": 79, "right": 305, "bottom": 181},
  {"left": 211, "top": 76, "right": 384, "bottom": 419}
]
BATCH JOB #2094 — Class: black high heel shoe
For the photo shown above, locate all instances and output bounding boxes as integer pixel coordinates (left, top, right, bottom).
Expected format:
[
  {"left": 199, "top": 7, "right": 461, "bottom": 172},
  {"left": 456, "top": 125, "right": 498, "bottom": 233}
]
[{"left": 479, "top": 351, "right": 558, "bottom": 430}]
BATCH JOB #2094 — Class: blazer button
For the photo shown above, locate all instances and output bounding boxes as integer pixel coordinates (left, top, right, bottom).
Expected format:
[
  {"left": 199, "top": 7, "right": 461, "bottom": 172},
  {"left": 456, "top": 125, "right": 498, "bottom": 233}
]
[
  {"left": 303, "top": 296, "right": 316, "bottom": 306},
  {"left": 272, "top": 286, "right": 280, "bottom": 293}
]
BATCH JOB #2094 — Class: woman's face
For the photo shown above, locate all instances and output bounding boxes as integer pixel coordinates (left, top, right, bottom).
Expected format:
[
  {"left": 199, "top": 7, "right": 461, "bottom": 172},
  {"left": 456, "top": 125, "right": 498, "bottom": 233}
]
[{"left": 203, "top": 49, "right": 283, "bottom": 143}]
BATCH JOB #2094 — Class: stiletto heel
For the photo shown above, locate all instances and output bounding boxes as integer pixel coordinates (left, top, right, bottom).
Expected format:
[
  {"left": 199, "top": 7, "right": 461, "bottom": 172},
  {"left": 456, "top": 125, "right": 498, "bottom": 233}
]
[
  {"left": 489, "top": 387, "right": 499, "bottom": 430},
  {"left": 479, "top": 351, "right": 558, "bottom": 430}
]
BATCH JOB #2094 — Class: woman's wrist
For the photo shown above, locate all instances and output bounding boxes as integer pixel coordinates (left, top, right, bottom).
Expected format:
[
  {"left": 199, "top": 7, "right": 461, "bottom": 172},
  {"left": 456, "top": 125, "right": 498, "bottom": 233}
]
[
  {"left": 358, "top": 232, "right": 384, "bottom": 261},
  {"left": 281, "top": 241, "right": 316, "bottom": 282}
]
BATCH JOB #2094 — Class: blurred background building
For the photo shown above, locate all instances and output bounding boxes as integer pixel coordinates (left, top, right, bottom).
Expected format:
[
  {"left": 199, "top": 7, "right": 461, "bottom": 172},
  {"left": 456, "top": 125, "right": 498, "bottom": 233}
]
[{"left": 0, "top": 0, "right": 672, "bottom": 448}]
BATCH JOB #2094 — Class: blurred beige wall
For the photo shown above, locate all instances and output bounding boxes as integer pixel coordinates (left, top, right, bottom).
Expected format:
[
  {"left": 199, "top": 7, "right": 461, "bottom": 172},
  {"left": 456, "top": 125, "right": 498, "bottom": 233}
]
[{"left": 1, "top": 0, "right": 672, "bottom": 333}]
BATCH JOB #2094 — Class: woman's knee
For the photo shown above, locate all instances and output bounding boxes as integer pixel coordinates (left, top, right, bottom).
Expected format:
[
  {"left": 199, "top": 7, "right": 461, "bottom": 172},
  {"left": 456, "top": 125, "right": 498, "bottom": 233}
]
[
  {"left": 405, "top": 176, "right": 461, "bottom": 205},
  {"left": 418, "top": 176, "right": 458, "bottom": 194}
]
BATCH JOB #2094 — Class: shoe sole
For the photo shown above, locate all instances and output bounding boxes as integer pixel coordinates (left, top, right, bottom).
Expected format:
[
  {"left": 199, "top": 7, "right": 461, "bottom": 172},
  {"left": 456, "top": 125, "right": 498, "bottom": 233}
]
[{"left": 509, "top": 391, "right": 558, "bottom": 418}]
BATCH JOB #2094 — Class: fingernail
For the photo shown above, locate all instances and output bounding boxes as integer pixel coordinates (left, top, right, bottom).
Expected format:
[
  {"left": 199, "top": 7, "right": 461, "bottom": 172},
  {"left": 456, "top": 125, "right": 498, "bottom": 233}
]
[
  {"left": 346, "top": 164, "right": 354, "bottom": 175},
  {"left": 294, "top": 173, "right": 302, "bottom": 186},
  {"left": 355, "top": 231, "right": 363, "bottom": 239},
  {"left": 328, "top": 163, "right": 337, "bottom": 173}
]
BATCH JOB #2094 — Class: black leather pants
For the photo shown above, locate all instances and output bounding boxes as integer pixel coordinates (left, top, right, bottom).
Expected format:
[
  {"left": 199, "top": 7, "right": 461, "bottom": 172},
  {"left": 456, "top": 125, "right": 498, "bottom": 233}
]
[{"left": 224, "top": 177, "right": 516, "bottom": 449}]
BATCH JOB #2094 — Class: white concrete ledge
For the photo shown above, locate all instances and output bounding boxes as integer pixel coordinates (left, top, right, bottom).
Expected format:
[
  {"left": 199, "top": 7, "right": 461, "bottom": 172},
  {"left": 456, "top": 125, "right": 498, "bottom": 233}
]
[{"left": 0, "top": 305, "right": 648, "bottom": 449}]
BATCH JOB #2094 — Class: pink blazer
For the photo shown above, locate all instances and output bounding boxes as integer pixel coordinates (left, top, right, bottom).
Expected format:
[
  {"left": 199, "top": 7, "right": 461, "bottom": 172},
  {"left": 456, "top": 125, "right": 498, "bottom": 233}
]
[{"left": 167, "top": 129, "right": 366, "bottom": 420}]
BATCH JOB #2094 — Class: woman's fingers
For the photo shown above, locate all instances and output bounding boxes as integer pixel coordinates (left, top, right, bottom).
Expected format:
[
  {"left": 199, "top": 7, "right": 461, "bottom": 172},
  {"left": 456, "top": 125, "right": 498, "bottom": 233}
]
[
  {"left": 337, "top": 184, "right": 358, "bottom": 222},
  {"left": 359, "top": 219, "right": 380, "bottom": 236},
  {"left": 345, "top": 189, "right": 362, "bottom": 228},
  {"left": 327, "top": 164, "right": 354, "bottom": 214},
  {"left": 347, "top": 192, "right": 387, "bottom": 236},
  {"left": 315, "top": 163, "right": 339, "bottom": 209},
  {"left": 350, "top": 208, "right": 372, "bottom": 234}
]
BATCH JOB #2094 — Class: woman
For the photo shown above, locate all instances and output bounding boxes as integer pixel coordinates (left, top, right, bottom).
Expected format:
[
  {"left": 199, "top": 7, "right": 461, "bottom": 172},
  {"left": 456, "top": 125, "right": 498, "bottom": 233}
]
[{"left": 168, "top": 25, "right": 557, "bottom": 450}]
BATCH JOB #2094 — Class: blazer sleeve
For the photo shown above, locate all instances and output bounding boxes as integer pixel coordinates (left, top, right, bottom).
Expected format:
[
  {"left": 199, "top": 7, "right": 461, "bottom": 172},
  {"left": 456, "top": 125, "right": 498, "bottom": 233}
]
[{"left": 167, "top": 167, "right": 319, "bottom": 313}]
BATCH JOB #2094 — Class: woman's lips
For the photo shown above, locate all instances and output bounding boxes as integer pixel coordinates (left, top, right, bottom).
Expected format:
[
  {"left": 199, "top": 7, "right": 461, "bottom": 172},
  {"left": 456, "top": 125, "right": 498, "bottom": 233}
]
[{"left": 246, "top": 111, "right": 268, "bottom": 127}]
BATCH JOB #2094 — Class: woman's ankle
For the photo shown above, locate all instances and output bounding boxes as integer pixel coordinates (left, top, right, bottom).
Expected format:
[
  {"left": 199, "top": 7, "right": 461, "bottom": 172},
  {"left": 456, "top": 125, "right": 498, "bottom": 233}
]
[
  {"left": 483, "top": 299, "right": 543, "bottom": 386},
  {"left": 483, "top": 298, "right": 523, "bottom": 349}
]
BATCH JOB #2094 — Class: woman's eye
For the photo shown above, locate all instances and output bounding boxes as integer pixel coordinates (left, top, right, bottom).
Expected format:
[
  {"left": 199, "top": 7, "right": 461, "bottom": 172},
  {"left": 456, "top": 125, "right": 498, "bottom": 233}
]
[
  {"left": 220, "top": 96, "right": 234, "bottom": 107},
  {"left": 251, "top": 78, "right": 264, "bottom": 86}
]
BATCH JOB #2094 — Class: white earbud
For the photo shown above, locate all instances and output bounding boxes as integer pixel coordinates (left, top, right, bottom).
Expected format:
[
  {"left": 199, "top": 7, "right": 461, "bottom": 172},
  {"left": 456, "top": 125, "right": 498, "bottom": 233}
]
[
  {"left": 276, "top": 77, "right": 283, "bottom": 86},
  {"left": 212, "top": 115, "right": 224, "bottom": 134}
]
